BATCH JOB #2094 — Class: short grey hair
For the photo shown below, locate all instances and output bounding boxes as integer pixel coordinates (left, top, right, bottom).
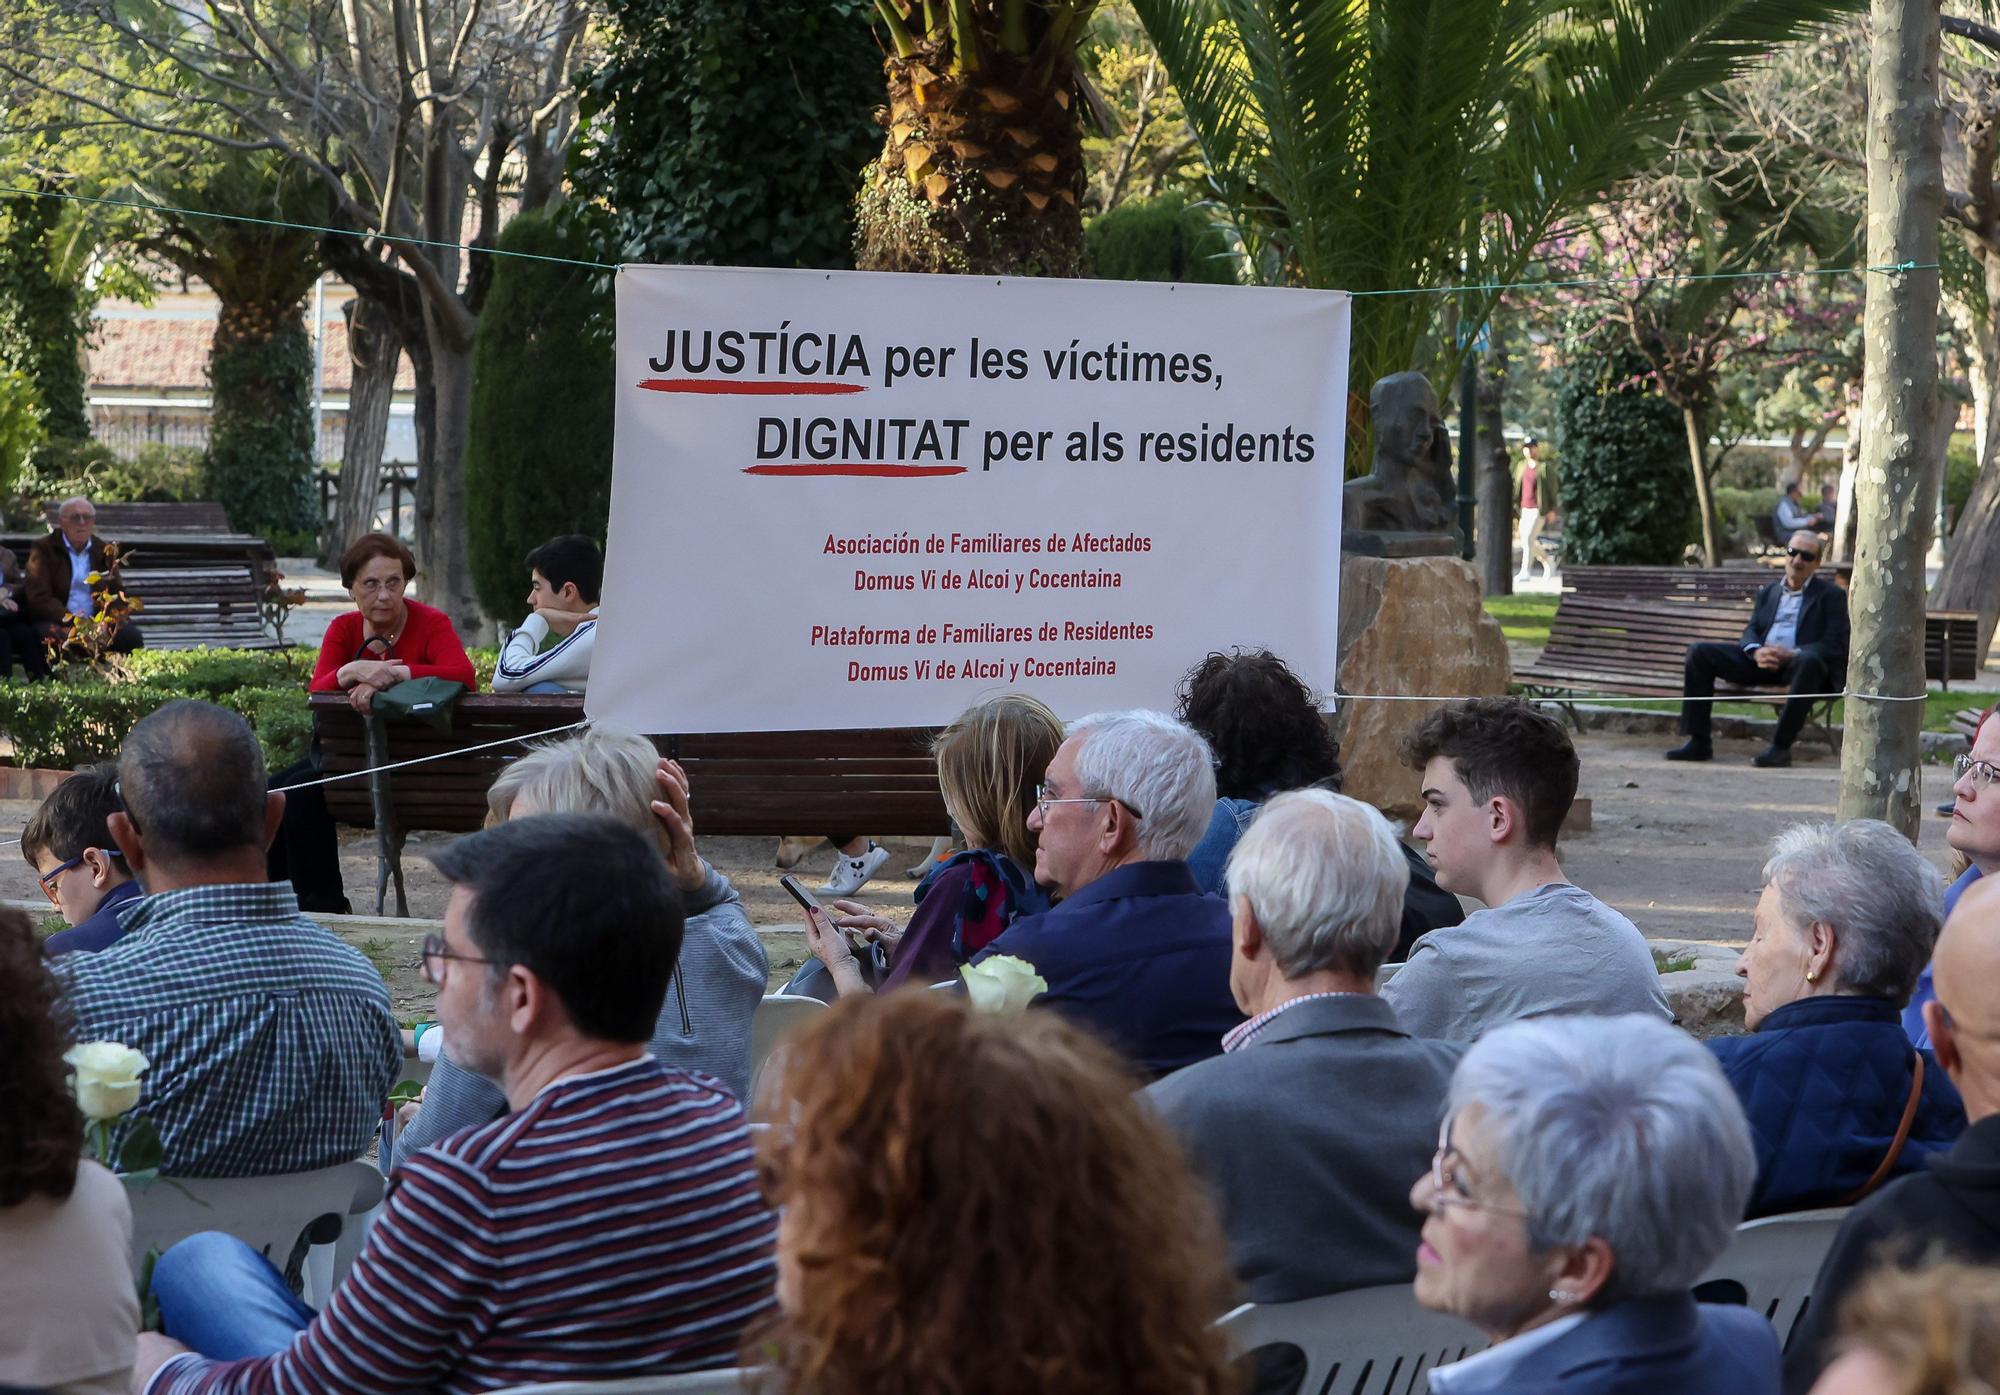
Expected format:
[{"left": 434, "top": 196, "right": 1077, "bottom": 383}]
[
  {"left": 1067, "top": 710, "right": 1216, "bottom": 862},
  {"left": 1226, "top": 789, "right": 1409, "bottom": 978},
  {"left": 58, "top": 495, "right": 94, "bottom": 518},
  {"left": 487, "top": 725, "right": 661, "bottom": 844},
  {"left": 119, "top": 699, "right": 268, "bottom": 860},
  {"left": 1449, "top": 1015, "right": 1755, "bottom": 1304},
  {"left": 1763, "top": 820, "right": 1942, "bottom": 1002}
]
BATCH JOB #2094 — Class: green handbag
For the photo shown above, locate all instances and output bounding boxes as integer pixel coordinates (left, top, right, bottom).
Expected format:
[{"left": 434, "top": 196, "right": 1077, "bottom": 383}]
[{"left": 371, "top": 677, "right": 466, "bottom": 734}]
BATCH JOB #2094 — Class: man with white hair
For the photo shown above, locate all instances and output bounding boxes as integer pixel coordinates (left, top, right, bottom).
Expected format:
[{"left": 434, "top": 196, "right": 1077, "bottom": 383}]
[
  {"left": 24, "top": 495, "right": 144, "bottom": 651},
  {"left": 969, "top": 709, "right": 1242, "bottom": 1076},
  {"left": 1147, "top": 789, "right": 1464, "bottom": 1306}
]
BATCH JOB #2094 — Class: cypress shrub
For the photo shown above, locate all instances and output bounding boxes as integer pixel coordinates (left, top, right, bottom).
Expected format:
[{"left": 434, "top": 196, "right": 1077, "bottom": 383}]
[
  {"left": 464, "top": 214, "right": 614, "bottom": 621},
  {"left": 1552, "top": 339, "right": 1694, "bottom": 566}
]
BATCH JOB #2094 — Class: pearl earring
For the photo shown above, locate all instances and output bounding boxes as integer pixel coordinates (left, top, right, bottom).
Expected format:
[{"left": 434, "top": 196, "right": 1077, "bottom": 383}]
[{"left": 1549, "top": 1289, "right": 1574, "bottom": 1304}]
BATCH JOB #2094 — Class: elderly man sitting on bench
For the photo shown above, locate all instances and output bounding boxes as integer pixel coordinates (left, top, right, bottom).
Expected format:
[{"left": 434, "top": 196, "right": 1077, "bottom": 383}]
[{"left": 1665, "top": 531, "right": 1849, "bottom": 769}]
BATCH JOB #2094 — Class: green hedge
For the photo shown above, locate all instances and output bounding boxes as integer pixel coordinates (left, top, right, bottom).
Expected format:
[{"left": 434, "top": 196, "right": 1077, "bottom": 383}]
[
  {"left": 0, "top": 681, "right": 311, "bottom": 771},
  {"left": 0, "top": 646, "right": 501, "bottom": 773}
]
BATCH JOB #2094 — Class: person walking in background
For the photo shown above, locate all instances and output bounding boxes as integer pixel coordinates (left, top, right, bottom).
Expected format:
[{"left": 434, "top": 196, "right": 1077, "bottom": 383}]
[{"left": 1514, "top": 437, "right": 1557, "bottom": 582}]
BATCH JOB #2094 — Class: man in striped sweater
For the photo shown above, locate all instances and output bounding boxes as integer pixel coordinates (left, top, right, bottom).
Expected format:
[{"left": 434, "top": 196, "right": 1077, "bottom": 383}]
[{"left": 135, "top": 814, "right": 778, "bottom": 1395}]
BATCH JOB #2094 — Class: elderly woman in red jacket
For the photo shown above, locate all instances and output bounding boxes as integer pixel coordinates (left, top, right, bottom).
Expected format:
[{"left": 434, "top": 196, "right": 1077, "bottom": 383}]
[{"left": 310, "top": 533, "right": 476, "bottom": 711}]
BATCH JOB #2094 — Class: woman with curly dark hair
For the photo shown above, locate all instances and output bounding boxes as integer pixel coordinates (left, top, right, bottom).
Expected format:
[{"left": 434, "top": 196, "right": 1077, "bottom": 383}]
[
  {"left": 1177, "top": 648, "right": 1461, "bottom": 958},
  {"left": 753, "top": 991, "right": 1241, "bottom": 1395},
  {"left": 0, "top": 909, "right": 139, "bottom": 1394}
]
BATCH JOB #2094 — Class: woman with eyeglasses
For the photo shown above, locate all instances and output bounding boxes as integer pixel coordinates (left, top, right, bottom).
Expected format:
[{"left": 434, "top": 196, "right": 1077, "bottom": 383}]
[
  {"left": 800, "top": 692, "right": 1063, "bottom": 997},
  {"left": 1412, "top": 1014, "right": 1778, "bottom": 1395},
  {"left": 1707, "top": 821, "right": 1964, "bottom": 1218},
  {"left": 308, "top": 532, "right": 476, "bottom": 714},
  {"left": 1910, "top": 712, "right": 2000, "bottom": 1045}
]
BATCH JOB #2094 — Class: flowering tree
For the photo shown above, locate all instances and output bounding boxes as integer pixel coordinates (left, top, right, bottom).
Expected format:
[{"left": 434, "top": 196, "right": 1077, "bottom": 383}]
[{"left": 1533, "top": 148, "right": 1860, "bottom": 564}]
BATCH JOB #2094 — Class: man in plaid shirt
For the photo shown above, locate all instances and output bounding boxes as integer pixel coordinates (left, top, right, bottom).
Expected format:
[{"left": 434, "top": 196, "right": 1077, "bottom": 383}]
[{"left": 58, "top": 700, "right": 399, "bottom": 1177}]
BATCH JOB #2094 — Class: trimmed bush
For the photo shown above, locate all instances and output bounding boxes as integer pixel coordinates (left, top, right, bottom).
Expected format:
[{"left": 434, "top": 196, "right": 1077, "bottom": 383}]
[
  {"left": 1552, "top": 339, "right": 1694, "bottom": 565},
  {"left": 1084, "top": 194, "right": 1239, "bottom": 284},
  {"left": 464, "top": 214, "right": 614, "bottom": 620}
]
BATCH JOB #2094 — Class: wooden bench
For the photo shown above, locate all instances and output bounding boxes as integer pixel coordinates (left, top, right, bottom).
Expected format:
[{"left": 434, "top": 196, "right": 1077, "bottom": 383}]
[
  {"left": 1519, "top": 569, "right": 1983, "bottom": 725},
  {"left": 40, "top": 501, "right": 235, "bottom": 533},
  {"left": 1560, "top": 566, "right": 1979, "bottom": 686},
  {"left": 3, "top": 501, "right": 282, "bottom": 651},
  {"left": 307, "top": 694, "right": 951, "bottom": 914}
]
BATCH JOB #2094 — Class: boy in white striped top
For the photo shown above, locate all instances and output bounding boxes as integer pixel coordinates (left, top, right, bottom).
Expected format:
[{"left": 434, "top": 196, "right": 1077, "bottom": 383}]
[{"left": 136, "top": 814, "right": 778, "bottom": 1395}]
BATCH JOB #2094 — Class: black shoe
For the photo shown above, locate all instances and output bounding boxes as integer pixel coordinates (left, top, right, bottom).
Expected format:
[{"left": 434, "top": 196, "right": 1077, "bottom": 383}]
[
  {"left": 1664, "top": 740, "right": 1713, "bottom": 762},
  {"left": 1752, "top": 745, "right": 1792, "bottom": 768}
]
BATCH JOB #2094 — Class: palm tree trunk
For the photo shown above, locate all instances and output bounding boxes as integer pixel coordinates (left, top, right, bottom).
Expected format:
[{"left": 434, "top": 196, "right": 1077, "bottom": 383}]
[
  {"left": 854, "top": 9, "right": 1087, "bottom": 276},
  {"left": 1475, "top": 319, "right": 1514, "bottom": 594}
]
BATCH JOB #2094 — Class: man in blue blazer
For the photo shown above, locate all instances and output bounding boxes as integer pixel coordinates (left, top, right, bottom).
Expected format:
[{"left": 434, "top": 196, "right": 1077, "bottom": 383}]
[
  {"left": 1666, "top": 530, "right": 1849, "bottom": 768},
  {"left": 970, "top": 709, "right": 1244, "bottom": 1077}
]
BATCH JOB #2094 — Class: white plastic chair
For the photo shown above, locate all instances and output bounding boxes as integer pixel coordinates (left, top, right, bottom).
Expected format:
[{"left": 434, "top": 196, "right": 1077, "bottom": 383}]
[
  {"left": 486, "top": 1370, "right": 756, "bottom": 1394},
  {"left": 1694, "top": 1206, "right": 1849, "bottom": 1348},
  {"left": 127, "top": 1159, "right": 386, "bottom": 1306},
  {"left": 1217, "top": 1284, "right": 1487, "bottom": 1395},
  {"left": 749, "top": 993, "right": 828, "bottom": 1094}
]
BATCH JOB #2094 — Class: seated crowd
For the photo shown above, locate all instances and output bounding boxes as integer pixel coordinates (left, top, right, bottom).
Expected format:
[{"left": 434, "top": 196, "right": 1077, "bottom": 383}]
[{"left": 5, "top": 625, "right": 1998, "bottom": 1395}]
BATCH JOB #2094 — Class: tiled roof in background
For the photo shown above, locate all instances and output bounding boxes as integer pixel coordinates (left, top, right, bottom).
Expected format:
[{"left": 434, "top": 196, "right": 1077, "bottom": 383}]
[{"left": 88, "top": 293, "right": 415, "bottom": 395}]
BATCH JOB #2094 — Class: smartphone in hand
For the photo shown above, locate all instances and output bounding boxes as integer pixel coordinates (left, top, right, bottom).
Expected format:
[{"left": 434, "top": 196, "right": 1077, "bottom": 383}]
[{"left": 778, "top": 874, "right": 822, "bottom": 914}]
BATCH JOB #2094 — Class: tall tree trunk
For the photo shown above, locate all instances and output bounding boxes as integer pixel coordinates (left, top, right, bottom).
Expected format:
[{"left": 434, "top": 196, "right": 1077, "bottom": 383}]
[
  {"left": 1930, "top": 243, "right": 2000, "bottom": 654},
  {"left": 328, "top": 292, "right": 401, "bottom": 562},
  {"left": 1841, "top": 0, "right": 1944, "bottom": 835},
  {"left": 1475, "top": 322, "right": 1513, "bottom": 595},
  {"left": 1832, "top": 397, "right": 1862, "bottom": 564},
  {"left": 1682, "top": 404, "right": 1720, "bottom": 567}
]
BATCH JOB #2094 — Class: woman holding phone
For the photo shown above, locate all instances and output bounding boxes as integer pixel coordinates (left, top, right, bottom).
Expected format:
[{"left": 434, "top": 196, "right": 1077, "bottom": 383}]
[{"left": 801, "top": 693, "right": 1064, "bottom": 998}]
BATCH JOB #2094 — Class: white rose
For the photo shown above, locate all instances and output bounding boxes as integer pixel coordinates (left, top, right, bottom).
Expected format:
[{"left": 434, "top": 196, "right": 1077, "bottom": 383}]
[
  {"left": 64, "top": 1041, "right": 151, "bottom": 1121},
  {"left": 960, "top": 955, "right": 1049, "bottom": 1014}
]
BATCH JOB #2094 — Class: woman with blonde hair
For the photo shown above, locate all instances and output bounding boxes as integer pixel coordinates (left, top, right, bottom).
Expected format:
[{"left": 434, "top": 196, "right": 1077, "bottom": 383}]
[
  {"left": 1810, "top": 1261, "right": 2000, "bottom": 1395},
  {"left": 393, "top": 725, "right": 767, "bottom": 1162},
  {"left": 753, "top": 991, "right": 1239, "bottom": 1395},
  {"left": 804, "top": 692, "right": 1062, "bottom": 996}
]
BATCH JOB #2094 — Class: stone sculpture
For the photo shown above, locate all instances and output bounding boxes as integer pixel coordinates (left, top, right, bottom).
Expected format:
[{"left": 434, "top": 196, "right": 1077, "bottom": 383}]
[{"left": 1342, "top": 371, "right": 1462, "bottom": 556}]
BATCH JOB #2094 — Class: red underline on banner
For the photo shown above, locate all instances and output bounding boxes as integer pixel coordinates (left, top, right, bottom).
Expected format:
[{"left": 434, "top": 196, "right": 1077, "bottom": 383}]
[
  {"left": 742, "top": 463, "right": 967, "bottom": 478},
  {"left": 637, "top": 378, "right": 866, "bottom": 395}
]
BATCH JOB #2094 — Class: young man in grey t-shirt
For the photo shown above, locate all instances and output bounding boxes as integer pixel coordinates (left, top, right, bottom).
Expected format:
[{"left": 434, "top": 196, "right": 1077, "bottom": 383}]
[{"left": 1381, "top": 698, "right": 1670, "bottom": 1042}]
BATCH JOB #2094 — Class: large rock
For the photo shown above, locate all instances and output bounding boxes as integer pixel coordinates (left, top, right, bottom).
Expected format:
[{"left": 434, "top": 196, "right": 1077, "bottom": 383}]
[{"left": 1333, "top": 555, "right": 1511, "bottom": 822}]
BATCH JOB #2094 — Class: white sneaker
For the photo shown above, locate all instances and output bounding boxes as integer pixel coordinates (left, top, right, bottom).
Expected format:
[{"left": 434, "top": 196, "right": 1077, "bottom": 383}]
[{"left": 820, "top": 843, "right": 891, "bottom": 896}]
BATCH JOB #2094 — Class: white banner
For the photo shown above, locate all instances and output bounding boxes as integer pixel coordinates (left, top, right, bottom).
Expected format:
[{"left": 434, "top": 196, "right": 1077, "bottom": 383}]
[{"left": 589, "top": 266, "right": 1349, "bottom": 732}]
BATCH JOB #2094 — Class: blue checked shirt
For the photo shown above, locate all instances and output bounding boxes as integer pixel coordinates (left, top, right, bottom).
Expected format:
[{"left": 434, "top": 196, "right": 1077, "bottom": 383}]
[{"left": 55, "top": 882, "right": 401, "bottom": 1178}]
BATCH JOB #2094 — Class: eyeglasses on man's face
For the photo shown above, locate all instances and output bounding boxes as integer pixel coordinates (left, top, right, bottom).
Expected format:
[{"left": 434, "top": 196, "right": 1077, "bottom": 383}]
[
  {"left": 1954, "top": 755, "right": 2000, "bottom": 791},
  {"left": 1428, "top": 1114, "right": 1531, "bottom": 1220},
  {"left": 1785, "top": 548, "right": 1821, "bottom": 563},
  {"left": 421, "top": 932, "right": 494, "bottom": 985},
  {"left": 1033, "top": 782, "right": 1144, "bottom": 821}
]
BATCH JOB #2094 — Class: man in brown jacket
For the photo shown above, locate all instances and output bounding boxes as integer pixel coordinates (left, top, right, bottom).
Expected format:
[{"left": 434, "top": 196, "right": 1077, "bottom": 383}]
[{"left": 24, "top": 497, "right": 144, "bottom": 652}]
